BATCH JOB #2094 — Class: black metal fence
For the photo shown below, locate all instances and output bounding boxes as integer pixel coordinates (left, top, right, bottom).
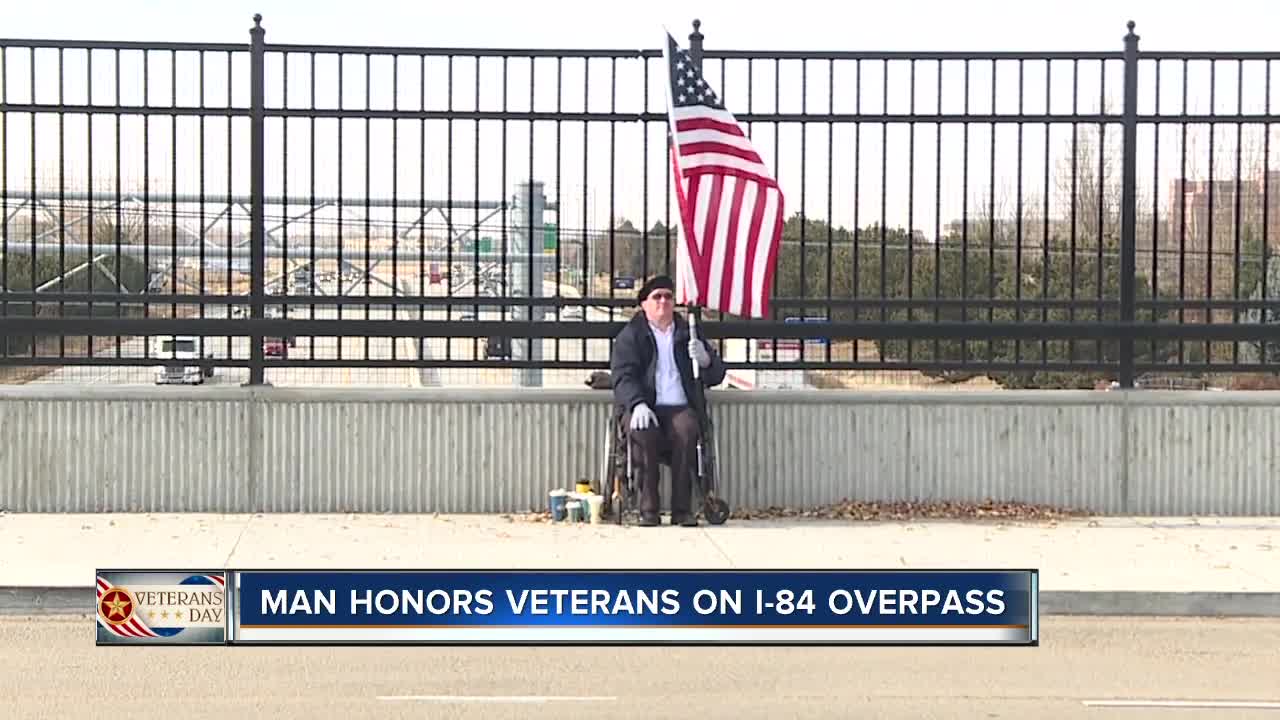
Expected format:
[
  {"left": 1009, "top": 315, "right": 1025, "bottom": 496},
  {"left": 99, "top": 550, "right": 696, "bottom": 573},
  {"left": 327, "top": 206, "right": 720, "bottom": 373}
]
[{"left": 2, "top": 16, "right": 1280, "bottom": 388}]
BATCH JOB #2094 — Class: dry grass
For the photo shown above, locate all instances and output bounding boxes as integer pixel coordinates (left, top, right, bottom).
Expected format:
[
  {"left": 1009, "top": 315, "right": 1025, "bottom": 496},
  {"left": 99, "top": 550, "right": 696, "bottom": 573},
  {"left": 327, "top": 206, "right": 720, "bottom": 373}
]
[
  {"left": 1213, "top": 373, "right": 1280, "bottom": 391},
  {"left": 802, "top": 340, "right": 1002, "bottom": 391}
]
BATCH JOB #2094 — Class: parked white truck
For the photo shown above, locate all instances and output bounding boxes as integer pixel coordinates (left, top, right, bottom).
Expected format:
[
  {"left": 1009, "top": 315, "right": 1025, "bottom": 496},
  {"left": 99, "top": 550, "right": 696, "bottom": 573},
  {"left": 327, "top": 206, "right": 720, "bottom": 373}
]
[{"left": 152, "top": 335, "right": 213, "bottom": 385}]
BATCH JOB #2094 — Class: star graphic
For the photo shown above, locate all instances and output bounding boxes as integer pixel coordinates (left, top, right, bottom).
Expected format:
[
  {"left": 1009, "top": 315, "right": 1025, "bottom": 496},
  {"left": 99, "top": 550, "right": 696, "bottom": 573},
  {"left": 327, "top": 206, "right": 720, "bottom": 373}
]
[{"left": 104, "top": 593, "right": 128, "bottom": 619}]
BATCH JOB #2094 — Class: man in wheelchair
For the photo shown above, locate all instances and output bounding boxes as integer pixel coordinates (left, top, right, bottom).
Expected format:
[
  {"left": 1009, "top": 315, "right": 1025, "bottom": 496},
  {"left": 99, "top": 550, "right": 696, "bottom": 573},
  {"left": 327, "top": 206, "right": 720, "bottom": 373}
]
[{"left": 608, "top": 275, "right": 726, "bottom": 527}]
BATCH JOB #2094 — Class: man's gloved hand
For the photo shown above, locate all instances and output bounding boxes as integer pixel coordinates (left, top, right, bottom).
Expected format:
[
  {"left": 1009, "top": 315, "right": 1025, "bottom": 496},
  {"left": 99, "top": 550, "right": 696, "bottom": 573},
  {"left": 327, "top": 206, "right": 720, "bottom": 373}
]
[
  {"left": 629, "top": 402, "right": 657, "bottom": 430},
  {"left": 688, "top": 338, "right": 711, "bottom": 368}
]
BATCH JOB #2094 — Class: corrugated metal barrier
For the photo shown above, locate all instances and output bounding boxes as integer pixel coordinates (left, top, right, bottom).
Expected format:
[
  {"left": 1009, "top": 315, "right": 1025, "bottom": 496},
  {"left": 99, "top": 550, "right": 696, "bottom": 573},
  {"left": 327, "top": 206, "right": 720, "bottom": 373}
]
[{"left": 1, "top": 386, "right": 1277, "bottom": 515}]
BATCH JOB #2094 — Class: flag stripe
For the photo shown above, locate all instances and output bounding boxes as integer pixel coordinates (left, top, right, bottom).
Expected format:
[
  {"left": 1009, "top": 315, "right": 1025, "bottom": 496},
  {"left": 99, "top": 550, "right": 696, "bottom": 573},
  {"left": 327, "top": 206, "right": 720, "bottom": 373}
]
[
  {"left": 720, "top": 178, "right": 749, "bottom": 313},
  {"left": 669, "top": 144, "right": 698, "bottom": 306},
  {"left": 740, "top": 184, "right": 770, "bottom": 318},
  {"left": 707, "top": 176, "right": 737, "bottom": 306},
  {"left": 673, "top": 106, "right": 742, "bottom": 127},
  {"left": 757, "top": 191, "right": 784, "bottom": 318},
  {"left": 675, "top": 116, "right": 746, "bottom": 139},
  {"left": 128, "top": 617, "right": 154, "bottom": 637},
  {"left": 700, "top": 176, "right": 726, "bottom": 301},
  {"left": 678, "top": 141, "right": 764, "bottom": 166},
  {"left": 673, "top": 128, "right": 758, "bottom": 154},
  {"left": 101, "top": 612, "right": 140, "bottom": 637},
  {"left": 689, "top": 173, "right": 709, "bottom": 293},
  {"left": 730, "top": 183, "right": 759, "bottom": 317},
  {"left": 682, "top": 160, "right": 779, "bottom": 189},
  {"left": 680, "top": 171, "right": 703, "bottom": 305}
]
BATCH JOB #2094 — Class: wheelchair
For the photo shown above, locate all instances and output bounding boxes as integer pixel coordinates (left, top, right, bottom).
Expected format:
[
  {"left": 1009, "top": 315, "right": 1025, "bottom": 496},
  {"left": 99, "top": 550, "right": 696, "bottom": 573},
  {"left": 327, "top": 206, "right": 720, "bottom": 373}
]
[{"left": 585, "top": 371, "right": 731, "bottom": 526}]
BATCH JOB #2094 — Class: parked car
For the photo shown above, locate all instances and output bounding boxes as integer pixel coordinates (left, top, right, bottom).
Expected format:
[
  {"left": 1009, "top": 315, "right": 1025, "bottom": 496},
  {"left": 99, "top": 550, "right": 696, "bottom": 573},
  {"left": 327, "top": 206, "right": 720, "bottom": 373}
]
[{"left": 153, "top": 335, "right": 215, "bottom": 385}]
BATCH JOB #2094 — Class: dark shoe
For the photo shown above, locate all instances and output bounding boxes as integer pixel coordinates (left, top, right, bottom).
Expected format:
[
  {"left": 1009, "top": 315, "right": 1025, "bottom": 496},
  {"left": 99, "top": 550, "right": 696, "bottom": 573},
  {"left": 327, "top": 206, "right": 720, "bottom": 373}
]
[
  {"left": 671, "top": 512, "right": 698, "bottom": 527},
  {"left": 638, "top": 512, "right": 660, "bottom": 527}
]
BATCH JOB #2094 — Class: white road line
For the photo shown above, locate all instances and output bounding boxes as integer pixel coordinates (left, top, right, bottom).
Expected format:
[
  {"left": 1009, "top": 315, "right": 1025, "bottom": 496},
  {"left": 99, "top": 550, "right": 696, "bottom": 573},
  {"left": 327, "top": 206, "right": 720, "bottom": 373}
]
[
  {"left": 377, "top": 695, "right": 617, "bottom": 704},
  {"left": 1083, "top": 700, "right": 1280, "bottom": 710}
]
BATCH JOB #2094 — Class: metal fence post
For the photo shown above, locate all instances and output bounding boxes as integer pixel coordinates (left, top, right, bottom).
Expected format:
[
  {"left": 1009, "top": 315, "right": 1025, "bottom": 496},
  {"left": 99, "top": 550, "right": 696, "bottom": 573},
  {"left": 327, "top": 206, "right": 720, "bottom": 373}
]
[
  {"left": 247, "top": 14, "right": 266, "bottom": 386},
  {"left": 688, "top": 19, "right": 703, "bottom": 70},
  {"left": 1119, "top": 21, "right": 1140, "bottom": 388}
]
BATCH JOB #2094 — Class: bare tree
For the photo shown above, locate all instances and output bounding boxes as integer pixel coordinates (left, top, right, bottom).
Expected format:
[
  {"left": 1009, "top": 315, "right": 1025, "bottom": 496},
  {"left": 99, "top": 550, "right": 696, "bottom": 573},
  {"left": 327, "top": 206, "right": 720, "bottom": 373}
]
[{"left": 1053, "top": 119, "right": 1123, "bottom": 245}]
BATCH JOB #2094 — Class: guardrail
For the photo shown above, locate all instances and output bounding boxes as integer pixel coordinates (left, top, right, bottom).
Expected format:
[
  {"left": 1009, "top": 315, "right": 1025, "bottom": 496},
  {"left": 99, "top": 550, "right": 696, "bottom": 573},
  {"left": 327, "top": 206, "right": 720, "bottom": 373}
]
[{"left": 1, "top": 385, "right": 1276, "bottom": 515}]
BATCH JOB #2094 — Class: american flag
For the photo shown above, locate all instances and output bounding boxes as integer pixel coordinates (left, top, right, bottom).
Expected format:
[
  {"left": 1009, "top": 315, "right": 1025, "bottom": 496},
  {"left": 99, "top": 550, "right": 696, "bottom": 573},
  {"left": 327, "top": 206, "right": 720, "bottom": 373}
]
[{"left": 664, "top": 33, "right": 784, "bottom": 319}]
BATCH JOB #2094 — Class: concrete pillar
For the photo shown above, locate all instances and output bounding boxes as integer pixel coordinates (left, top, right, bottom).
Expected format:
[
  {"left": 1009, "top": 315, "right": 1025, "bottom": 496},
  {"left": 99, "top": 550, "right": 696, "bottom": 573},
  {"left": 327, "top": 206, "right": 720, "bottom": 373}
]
[{"left": 511, "top": 180, "right": 545, "bottom": 387}]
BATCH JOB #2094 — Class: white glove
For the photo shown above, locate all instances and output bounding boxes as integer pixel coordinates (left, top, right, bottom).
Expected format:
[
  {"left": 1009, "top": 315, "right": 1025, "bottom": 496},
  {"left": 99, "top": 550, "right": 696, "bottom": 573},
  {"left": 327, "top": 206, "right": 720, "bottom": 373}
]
[
  {"left": 688, "top": 338, "right": 711, "bottom": 368},
  {"left": 629, "top": 402, "right": 657, "bottom": 430}
]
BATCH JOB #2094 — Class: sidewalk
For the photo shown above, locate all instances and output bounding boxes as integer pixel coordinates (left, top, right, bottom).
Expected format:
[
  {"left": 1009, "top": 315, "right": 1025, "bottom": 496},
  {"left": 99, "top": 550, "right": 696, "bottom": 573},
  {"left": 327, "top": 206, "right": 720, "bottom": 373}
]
[{"left": 2, "top": 512, "right": 1278, "bottom": 614}]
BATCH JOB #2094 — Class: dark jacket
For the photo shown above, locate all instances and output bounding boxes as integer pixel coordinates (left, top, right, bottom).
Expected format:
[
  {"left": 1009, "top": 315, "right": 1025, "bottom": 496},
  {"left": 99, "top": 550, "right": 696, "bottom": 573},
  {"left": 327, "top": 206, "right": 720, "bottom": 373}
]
[{"left": 609, "top": 311, "right": 727, "bottom": 417}]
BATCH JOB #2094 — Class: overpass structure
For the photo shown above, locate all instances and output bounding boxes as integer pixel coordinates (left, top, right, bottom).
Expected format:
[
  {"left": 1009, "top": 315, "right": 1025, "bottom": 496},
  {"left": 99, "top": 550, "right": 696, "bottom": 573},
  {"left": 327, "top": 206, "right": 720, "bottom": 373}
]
[{"left": 0, "top": 383, "right": 1275, "bottom": 516}]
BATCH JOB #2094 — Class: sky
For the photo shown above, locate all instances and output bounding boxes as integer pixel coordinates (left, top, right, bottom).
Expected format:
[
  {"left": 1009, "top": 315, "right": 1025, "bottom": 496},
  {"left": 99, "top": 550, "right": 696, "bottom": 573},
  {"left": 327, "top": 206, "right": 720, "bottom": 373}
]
[
  {"left": 3, "top": 0, "right": 1278, "bottom": 249},
  {"left": 4, "top": 0, "right": 1273, "bottom": 53}
]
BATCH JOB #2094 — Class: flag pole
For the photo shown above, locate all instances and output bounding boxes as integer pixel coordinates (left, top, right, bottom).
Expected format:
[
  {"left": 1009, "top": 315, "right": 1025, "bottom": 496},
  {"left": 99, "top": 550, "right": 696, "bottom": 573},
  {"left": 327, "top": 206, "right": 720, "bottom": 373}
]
[
  {"left": 662, "top": 25, "right": 705, "bottom": 382},
  {"left": 689, "top": 303, "right": 702, "bottom": 380}
]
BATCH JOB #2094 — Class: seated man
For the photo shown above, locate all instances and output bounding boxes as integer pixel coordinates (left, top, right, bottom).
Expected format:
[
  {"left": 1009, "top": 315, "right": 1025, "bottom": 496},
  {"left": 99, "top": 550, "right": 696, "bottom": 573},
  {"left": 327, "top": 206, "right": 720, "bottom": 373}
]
[{"left": 609, "top": 275, "right": 726, "bottom": 527}]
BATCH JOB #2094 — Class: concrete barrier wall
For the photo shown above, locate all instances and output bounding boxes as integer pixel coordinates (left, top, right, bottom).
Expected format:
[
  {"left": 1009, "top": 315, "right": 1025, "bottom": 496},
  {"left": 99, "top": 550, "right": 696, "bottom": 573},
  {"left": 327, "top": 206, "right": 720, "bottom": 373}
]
[{"left": 1, "top": 386, "right": 1278, "bottom": 515}]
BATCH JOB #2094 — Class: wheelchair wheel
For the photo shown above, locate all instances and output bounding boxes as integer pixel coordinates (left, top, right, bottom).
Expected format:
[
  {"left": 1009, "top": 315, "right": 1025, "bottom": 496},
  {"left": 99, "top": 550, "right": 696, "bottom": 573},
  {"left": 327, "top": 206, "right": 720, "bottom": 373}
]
[
  {"left": 704, "top": 496, "right": 730, "bottom": 525},
  {"left": 598, "top": 413, "right": 615, "bottom": 512},
  {"left": 699, "top": 414, "right": 730, "bottom": 526}
]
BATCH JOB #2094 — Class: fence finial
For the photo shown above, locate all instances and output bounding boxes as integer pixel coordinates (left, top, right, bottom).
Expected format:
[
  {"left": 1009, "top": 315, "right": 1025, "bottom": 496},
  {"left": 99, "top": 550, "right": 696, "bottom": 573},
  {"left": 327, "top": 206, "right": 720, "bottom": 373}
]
[
  {"left": 253, "top": 13, "right": 262, "bottom": 27},
  {"left": 1126, "top": 20, "right": 1137, "bottom": 38},
  {"left": 688, "top": 19, "right": 703, "bottom": 69}
]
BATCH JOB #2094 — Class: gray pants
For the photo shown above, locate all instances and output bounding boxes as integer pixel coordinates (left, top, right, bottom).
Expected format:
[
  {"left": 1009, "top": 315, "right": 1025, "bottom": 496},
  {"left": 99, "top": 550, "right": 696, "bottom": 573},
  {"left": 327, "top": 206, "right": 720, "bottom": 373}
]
[{"left": 621, "top": 405, "right": 700, "bottom": 517}]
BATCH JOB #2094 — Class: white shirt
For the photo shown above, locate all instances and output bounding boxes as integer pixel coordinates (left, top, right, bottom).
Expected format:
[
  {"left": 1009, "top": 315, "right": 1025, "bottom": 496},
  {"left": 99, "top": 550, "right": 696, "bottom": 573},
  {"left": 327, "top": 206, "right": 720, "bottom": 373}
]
[{"left": 650, "top": 321, "right": 688, "bottom": 407}]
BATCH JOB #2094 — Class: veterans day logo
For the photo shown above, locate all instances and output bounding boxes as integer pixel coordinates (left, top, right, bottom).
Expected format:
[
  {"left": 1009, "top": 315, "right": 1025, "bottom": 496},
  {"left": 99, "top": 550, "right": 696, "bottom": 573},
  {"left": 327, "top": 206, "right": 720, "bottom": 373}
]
[{"left": 95, "top": 571, "right": 227, "bottom": 645}]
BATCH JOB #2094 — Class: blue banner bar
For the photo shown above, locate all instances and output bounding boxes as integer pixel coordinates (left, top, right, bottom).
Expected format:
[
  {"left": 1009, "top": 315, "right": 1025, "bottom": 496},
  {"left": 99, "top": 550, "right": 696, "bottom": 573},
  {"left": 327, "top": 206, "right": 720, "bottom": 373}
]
[{"left": 230, "top": 570, "right": 1037, "bottom": 645}]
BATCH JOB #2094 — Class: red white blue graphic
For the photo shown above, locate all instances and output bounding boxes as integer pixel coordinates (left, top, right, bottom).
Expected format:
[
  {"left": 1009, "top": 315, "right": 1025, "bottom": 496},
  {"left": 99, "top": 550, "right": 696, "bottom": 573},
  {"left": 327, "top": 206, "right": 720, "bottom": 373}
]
[{"left": 95, "top": 571, "right": 227, "bottom": 645}]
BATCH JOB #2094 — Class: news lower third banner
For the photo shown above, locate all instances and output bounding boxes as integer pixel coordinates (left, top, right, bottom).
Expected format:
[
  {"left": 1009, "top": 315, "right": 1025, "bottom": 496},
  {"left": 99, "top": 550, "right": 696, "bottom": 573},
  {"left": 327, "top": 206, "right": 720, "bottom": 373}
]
[{"left": 96, "top": 569, "right": 1038, "bottom": 646}]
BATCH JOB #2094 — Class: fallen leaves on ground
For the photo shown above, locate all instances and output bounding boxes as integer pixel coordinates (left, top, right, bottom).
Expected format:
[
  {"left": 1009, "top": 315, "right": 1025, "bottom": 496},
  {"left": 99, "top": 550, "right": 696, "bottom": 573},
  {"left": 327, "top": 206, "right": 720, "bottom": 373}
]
[
  {"left": 501, "top": 512, "right": 553, "bottom": 524},
  {"left": 728, "top": 499, "right": 1091, "bottom": 522},
  {"left": 498, "top": 499, "right": 1088, "bottom": 524}
]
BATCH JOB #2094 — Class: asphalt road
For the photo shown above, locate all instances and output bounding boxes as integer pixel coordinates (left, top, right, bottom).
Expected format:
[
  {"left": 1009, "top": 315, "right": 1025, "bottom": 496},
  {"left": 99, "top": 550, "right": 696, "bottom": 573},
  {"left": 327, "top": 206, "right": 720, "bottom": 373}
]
[
  {"left": 5, "top": 615, "right": 1278, "bottom": 719},
  {"left": 23, "top": 271, "right": 620, "bottom": 388},
  {"left": 28, "top": 302, "right": 419, "bottom": 387}
]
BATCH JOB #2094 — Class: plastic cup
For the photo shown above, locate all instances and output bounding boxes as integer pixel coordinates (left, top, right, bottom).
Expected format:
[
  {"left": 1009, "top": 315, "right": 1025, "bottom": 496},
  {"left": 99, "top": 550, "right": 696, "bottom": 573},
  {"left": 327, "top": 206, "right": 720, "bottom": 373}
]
[
  {"left": 587, "top": 495, "right": 605, "bottom": 524},
  {"left": 566, "top": 500, "right": 583, "bottom": 523},
  {"left": 549, "top": 489, "right": 568, "bottom": 521}
]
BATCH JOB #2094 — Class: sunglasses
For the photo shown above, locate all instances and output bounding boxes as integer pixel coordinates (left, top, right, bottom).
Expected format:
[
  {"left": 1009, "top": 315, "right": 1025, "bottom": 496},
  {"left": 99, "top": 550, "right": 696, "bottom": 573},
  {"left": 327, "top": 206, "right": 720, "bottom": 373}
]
[{"left": 647, "top": 292, "right": 674, "bottom": 301}]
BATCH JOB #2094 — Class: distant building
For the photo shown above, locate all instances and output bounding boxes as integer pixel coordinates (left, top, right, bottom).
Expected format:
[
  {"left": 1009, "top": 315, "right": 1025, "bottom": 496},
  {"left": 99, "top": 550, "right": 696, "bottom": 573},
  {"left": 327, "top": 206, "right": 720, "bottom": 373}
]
[{"left": 1160, "top": 172, "right": 1280, "bottom": 301}]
